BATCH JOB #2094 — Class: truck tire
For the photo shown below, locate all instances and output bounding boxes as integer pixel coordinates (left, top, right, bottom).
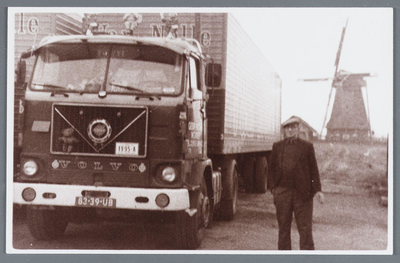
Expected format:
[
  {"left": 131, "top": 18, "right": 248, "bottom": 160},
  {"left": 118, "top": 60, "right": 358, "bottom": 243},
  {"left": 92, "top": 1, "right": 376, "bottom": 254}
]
[
  {"left": 175, "top": 178, "right": 210, "bottom": 249},
  {"left": 243, "top": 157, "right": 256, "bottom": 193},
  {"left": 254, "top": 156, "right": 268, "bottom": 193},
  {"left": 27, "top": 206, "right": 69, "bottom": 240},
  {"left": 217, "top": 164, "right": 238, "bottom": 221}
]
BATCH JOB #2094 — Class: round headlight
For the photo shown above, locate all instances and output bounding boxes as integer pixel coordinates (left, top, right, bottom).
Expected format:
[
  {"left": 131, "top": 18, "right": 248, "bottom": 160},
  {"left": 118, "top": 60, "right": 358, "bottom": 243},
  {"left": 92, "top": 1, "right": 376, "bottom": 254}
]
[
  {"left": 23, "top": 160, "right": 38, "bottom": 176},
  {"left": 162, "top": 167, "right": 176, "bottom": 182}
]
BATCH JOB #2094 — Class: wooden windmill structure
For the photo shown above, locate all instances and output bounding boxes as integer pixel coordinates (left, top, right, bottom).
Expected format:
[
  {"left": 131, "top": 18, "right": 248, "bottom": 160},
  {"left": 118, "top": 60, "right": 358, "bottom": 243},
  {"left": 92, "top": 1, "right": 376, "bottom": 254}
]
[{"left": 300, "top": 20, "right": 373, "bottom": 142}]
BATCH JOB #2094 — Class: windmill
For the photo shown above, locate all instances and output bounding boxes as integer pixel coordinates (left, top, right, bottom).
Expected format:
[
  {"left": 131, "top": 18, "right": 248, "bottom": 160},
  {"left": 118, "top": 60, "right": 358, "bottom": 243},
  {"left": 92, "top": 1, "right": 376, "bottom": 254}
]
[{"left": 300, "top": 20, "right": 373, "bottom": 142}]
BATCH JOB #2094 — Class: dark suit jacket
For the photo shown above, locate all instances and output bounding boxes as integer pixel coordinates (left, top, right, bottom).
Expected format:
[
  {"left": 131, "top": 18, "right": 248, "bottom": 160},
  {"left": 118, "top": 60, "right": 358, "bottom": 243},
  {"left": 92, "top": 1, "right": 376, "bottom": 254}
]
[{"left": 268, "top": 138, "right": 321, "bottom": 200}]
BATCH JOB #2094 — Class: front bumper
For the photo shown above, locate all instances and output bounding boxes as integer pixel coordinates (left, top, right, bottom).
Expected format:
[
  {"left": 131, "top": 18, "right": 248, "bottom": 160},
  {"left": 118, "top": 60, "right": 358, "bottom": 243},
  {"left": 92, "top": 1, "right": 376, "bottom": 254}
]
[{"left": 14, "top": 182, "right": 190, "bottom": 211}]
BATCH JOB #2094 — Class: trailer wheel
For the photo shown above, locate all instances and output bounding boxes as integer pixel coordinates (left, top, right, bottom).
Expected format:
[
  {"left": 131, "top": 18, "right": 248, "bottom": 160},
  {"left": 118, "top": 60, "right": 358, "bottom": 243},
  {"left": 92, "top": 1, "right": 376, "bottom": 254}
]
[
  {"left": 217, "top": 165, "right": 238, "bottom": 221},
  {"left": 254, "top": 156, "right": 268, "bottom": 193},
  {"left": 27, "top": 206, "right": 69, "bottom": 240},
  {"left": 176, "top": 177, "right": 210, "bottom": 249}
]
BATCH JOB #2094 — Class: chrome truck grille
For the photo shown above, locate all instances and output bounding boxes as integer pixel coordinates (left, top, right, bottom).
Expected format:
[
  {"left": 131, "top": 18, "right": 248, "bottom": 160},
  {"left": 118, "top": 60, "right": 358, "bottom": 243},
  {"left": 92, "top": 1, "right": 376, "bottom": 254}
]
[{"left": 51, "top": 104, "right": 148, "bottom": 157}]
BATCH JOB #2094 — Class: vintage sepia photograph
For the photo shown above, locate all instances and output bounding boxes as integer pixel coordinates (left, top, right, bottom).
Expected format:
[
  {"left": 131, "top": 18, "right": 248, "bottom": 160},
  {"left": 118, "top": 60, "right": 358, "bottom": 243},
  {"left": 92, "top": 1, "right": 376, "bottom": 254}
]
[{"left": 6, "top": 7, "right": 393, "bottom": 253}]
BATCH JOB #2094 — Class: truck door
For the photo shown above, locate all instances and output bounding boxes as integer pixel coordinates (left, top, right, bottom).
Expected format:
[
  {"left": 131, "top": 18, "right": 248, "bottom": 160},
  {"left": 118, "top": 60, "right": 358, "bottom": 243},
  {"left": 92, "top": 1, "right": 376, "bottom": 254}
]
[{"left": 185, "top": 56, "right": 205, "bottom": 159}]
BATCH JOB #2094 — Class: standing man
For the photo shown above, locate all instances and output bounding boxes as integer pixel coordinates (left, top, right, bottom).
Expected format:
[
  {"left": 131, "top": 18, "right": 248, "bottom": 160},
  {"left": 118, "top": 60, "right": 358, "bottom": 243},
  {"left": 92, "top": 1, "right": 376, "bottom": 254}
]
[{"left": 268, "top": 117, "right": 324, "bottom": 250}]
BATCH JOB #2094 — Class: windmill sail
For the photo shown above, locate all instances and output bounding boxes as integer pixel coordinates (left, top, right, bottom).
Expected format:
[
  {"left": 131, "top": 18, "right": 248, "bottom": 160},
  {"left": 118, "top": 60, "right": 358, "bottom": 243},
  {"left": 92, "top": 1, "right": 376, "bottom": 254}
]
[
  {"left": 334, "top": 20, "right": 348, "bottom": 68},
  {"left": 320, "top": 19, "right": 348, "bottom": 135}
]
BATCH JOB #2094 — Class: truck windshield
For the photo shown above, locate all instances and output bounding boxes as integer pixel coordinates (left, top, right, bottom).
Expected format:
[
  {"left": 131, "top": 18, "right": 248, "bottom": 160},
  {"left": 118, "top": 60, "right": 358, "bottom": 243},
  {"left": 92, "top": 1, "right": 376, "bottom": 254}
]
[{"left": 30, "top": 43, "right": 183, "bottom": 95}]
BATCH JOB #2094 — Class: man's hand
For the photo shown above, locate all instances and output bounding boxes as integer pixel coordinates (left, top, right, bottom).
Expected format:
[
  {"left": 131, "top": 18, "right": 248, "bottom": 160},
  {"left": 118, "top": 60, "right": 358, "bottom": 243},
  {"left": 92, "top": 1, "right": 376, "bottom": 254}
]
[{"left": 315, "top": 191, "right": 324, "bottom": 204}]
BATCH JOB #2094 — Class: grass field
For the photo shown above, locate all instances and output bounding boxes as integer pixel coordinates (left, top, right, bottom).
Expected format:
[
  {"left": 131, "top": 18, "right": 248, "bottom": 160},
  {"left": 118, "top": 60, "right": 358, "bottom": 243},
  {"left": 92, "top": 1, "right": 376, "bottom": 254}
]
[{"left": 314, "top": 141, "right": 388, "bottom": 197}]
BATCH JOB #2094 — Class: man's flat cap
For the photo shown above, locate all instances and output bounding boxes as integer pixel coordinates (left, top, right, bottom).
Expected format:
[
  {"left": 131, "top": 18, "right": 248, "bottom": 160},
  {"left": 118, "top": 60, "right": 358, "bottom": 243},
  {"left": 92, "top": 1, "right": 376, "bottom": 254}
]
[{"left": 282, "top": 117, "right": 300, "bottom": 127}]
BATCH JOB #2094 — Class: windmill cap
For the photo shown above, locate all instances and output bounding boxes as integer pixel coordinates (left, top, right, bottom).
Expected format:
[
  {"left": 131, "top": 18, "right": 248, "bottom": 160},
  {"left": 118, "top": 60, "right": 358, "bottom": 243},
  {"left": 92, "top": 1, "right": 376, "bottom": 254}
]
[{"left": 282, "top": 117, "right": 300, "bottom": 127}]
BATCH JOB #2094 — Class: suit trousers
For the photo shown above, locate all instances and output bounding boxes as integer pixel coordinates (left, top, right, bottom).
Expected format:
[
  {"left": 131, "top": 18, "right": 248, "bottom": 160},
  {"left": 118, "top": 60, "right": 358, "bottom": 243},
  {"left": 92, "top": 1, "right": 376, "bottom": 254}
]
[{"left": 273, "top": 186, "right": 315, "bottom": 250}]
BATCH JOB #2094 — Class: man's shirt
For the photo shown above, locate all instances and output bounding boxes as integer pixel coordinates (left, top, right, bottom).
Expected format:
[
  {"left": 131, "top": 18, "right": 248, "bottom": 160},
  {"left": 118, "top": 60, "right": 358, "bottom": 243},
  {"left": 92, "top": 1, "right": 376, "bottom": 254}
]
[{"left": 279, "top": 138, "right": 299, "bottom": 188}]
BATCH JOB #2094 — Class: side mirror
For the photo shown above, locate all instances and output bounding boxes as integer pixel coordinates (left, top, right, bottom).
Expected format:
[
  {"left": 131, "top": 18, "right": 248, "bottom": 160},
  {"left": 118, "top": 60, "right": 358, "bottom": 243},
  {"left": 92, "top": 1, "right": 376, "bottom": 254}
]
[
  {"left": 15, "top": 60, "right": 26, "bottom": 87},
  {"left": 205, "top": 63, "right": 222, "bottom": 88}
]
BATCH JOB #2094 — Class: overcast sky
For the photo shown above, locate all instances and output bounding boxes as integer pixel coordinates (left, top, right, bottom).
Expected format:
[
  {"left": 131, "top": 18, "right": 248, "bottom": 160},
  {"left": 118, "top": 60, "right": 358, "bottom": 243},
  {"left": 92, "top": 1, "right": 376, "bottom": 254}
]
[{"left": 230, "top": 8, "right": 392, "bottom": 137}]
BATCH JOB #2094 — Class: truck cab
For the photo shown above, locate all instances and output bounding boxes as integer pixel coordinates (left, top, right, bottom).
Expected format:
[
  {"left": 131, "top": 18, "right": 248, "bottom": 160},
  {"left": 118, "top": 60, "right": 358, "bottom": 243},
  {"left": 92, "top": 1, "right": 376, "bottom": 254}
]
[{"left": 14, "top": 34, "right": 222, "bottom": 249}]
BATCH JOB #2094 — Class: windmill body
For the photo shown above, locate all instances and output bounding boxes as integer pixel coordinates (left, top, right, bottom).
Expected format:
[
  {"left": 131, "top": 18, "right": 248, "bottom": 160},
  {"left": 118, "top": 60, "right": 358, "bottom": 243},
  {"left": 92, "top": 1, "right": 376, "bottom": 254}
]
[{"left": 326, "top": 71, "right": 371, "bottom": 141}]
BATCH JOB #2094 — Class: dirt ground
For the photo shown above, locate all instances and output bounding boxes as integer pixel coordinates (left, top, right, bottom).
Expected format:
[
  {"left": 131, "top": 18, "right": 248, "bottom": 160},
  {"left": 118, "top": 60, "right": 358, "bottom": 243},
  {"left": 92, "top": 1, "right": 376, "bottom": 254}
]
[
  {"left": 11, "top": 141, "right": 389, "bottom": 251},
  {"left": 200, "top": 188, "right": 388, "bottom": 251}
]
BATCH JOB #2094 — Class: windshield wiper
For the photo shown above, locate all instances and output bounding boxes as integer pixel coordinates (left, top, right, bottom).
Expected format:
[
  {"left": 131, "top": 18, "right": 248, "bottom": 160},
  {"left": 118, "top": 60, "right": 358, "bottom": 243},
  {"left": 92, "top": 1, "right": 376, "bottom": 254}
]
[
  {"left": 32, "top": 83, "right": 69, "bottom": 97},
  {"left": 32, "top": 83, "right": 66, "bottom": 90},
  {"left": 109, "top": 83, "right": 144, "bottom": 93},
  {"left": 109, "top": 82, "right": 161, "bottom": 100}
]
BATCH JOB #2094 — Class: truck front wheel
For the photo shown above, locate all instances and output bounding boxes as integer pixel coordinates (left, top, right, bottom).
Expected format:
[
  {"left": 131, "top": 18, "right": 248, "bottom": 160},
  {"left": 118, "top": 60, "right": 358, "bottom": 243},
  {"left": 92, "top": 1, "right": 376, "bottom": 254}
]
[
  {"left": 175, "top": 178, "right": 210, "bottom": 249},
  {"left": 27, "top": 206, "right": 69, "bottom": 240}
]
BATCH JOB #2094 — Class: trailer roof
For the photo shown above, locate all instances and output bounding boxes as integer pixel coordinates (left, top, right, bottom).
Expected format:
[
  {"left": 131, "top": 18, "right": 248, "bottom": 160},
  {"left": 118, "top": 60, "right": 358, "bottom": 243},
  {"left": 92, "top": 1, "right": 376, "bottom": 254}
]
[{"left": 35, "top": 35, "right": 200, "bottom": 55}]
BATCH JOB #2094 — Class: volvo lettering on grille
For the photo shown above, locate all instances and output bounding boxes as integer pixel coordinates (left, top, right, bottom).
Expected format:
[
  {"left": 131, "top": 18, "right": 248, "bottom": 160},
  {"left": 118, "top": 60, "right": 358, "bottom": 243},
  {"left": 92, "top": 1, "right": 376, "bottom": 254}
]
[{"left": 88, "top": 119, "right": 112, "bottom": 144}]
